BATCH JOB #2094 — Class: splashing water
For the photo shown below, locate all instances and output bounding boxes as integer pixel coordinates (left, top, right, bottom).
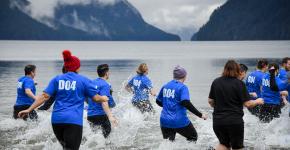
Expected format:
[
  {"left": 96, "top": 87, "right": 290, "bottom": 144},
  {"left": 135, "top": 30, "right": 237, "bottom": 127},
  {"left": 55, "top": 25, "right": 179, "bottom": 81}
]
[{"left": 1, "top": 82, "right": 290, "bottom": 150}]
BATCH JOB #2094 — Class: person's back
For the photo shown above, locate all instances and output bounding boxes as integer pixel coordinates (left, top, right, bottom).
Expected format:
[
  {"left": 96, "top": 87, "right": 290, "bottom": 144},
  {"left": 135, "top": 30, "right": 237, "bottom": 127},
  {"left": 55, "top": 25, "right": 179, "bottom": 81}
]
[
  {"left": 246, "top": 70, "right": 265, "bottom": 98},
  {"left": 159, "top": 80, "right": 189, "bottom": 128},
  {"left": 210, "top": 76, "right": 247, "bottom": 125},
  {"left": 129, "top": 74, "right": 152, "bottom": 102},
  {"left": 50, "top": 72, "right": 94, "bottom": 125},
  {"left": 16, "top": 76, "right": 36, "bottom": 106},
  {"left": 87, "top": 78, "right": 113, "bottom": 116},
  {"left": 261, "top": 73, "right": 286, "bottom": 105}
]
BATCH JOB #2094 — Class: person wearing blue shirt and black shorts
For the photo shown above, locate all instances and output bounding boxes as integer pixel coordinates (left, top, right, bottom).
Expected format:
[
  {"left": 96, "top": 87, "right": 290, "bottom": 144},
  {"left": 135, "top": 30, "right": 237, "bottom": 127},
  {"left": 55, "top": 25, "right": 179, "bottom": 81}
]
[
  {"left": 278, "top": 57, "right": 290, "bottom": 81},
  {"left": 245, "top": 59, "right": 268, "bottom": 116},
  {"left": 126, "top": 63, "right": 156, "bottom": 113},
  {"left": 18, "top": 50, "right": 108, "bottom": 150},
  {"left": 208, "top": 60, "right": 264, "bottom": 150},
  {"left": 13, "top": 64, "right": 38, "bottom": 120},
  {"left": 156, "top": 65, "right": 207, "bottom": 142},
  {"left": 260, "top": 63, "right": 288, "bottom": 123},
  {"left": 87, "top": 64, "right": 117, "bottom": 138}
]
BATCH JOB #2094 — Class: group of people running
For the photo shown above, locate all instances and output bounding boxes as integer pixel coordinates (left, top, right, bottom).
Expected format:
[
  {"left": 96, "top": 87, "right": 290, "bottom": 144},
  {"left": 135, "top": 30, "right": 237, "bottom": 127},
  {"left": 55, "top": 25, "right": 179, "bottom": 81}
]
[{"left": 13, "top": 49, "right": 290, "bottom": 150}]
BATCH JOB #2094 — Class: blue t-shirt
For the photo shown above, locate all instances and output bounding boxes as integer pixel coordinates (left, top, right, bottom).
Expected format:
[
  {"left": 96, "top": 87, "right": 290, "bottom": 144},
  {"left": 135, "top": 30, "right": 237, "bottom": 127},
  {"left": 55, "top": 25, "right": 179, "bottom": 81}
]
[
  {"left": 44, "top": 72, "right": 99, "bottom": 126},
  {"left": 261, "top": 73, "right": 287, "bottom": 105},
  {"left": 87, "top": 78, "right": 115, "bottom": 116},
  {"left": 278, "top": 68, "right": 287, "bottom": 81},
  {"left": 157, "top": 80, "right": 190, "bottom": 128},
  {"left": 15, "top": 76, "right": 36, "bottom": 106},
  {"left": 245, "top": 70, "right": 265, "bottom": 98},
  {"left": 128, "top": 74, "right": 153, "bottom": 102}
]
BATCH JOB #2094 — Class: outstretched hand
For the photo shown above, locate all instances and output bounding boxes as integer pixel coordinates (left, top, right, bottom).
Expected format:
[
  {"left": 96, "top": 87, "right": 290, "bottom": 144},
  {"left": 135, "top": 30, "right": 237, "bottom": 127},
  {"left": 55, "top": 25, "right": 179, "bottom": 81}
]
[
  {"left": 18, "top": 109, "right": 30, "bottom": 118},
  {"left": 201, "top": 114, "right": 208, "bottom": 120}
]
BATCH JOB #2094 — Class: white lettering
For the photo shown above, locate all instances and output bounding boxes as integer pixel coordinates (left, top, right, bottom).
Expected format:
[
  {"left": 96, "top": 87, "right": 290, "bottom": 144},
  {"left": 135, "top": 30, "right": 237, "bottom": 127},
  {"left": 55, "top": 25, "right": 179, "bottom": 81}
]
[
  {"left": 247, "top": 76, "right": 256, "bottom": 84},
  {"left": 133, "top": 79, "right": 141, "bottom": 88},
  {"left": 58, "top": 80, "right": 76, "bottom": 91},
  {"left": 163, "top": 88, "right": 175, "bottom": 98},
  {"left": 17, "top": 82, "right": 23, "bottom": 89},
  {"left": 262, "top": 78, "right": 270, "bottom": 87}
]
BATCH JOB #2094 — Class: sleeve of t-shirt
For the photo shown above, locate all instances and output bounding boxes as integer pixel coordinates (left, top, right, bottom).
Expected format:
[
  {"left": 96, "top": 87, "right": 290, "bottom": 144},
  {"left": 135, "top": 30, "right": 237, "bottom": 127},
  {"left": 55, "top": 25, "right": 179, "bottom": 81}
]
[
  {"left": 144, "top": 78, "right": 153, "bottom": 89},
  {"left": 208, "top": 81, "right": 216, "bottom": 100},
  {"left": 277, "top": 78, "right": 287, "bottom": 91},
  {"left": 128, "top": 78, "right": 133, "bottom": 86},
  {"left": 100, "top": 84, "right": 111, "bottom": 97},
  {"left": 240, "top": 81, "right": 250, "bottom": 102},
  {"left": 180, "top": 85, "right": 190, "bottom": 102},
  {"left": 23, "top": 79, "right": 34, "bottom": 90},
  {"left": 84, "top": 79, "right": 100, "bottom": 98},
  {"left": 156, "top": 87, "right": 164, "bottom": 102},
  {"left": 44, "top": 77, "right": 57, "bottom": 97}
]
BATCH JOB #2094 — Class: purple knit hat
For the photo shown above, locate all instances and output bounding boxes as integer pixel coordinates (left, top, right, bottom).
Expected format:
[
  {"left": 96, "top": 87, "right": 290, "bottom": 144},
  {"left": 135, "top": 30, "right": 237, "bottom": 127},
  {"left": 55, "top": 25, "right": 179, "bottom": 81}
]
[{"left": 173, "top": 65, "right": 187, "bottom": 79}]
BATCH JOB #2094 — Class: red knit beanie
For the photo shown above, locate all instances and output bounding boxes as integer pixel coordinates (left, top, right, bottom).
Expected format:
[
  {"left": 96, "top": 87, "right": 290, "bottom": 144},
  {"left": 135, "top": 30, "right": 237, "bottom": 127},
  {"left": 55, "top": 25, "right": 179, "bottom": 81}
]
[{"left": 62, "top": 50, "right": 80, "bottom": 72}]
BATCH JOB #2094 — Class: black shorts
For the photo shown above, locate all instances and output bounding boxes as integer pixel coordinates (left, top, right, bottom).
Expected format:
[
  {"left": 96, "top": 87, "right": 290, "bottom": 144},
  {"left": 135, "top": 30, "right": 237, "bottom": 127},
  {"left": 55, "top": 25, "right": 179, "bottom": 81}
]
[
  {"left": 87, "top": 115, "right": 111, "bottom": 138},
  {"left": 132, "top": 100, "right": 154, "bottom": 113},
  {"left": 259, "top": 104, "right": 281, "bottom": 123},
  {"left": 213, "top": 123, "right": 244, "bottom": 149},
  {"left": 52, "top": 123, "right": 83, "bottom": 150},
  {"left": 161, "top": 122, "right": 198, "bottom": 142},
  {"left": 13, "top": 105, "right": 38, "bottom": 120}
]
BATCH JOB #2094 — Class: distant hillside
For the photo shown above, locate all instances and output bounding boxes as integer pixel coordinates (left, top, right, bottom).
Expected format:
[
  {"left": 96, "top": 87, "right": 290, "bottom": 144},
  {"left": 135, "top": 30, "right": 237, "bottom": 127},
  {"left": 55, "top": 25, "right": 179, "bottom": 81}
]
[
  {"left": 192, "top": 0, "right": 290, "bottom": 41},
  {"left": 0, "top": 0, "right": 180, "bottom": 41}
]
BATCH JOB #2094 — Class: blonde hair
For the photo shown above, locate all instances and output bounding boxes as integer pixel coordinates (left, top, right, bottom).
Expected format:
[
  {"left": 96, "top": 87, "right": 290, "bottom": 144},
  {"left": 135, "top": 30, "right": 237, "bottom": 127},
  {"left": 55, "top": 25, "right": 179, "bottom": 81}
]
[{"left": 136, "top": 63, "right": 148, "bottom": 75}]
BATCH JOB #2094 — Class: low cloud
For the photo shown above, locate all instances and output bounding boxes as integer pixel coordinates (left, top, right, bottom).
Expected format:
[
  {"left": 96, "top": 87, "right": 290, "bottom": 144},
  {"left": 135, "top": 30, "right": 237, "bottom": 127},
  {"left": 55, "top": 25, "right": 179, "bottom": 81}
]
[{"left": 128, "top": 0, "right": 226, "bottom": 40}]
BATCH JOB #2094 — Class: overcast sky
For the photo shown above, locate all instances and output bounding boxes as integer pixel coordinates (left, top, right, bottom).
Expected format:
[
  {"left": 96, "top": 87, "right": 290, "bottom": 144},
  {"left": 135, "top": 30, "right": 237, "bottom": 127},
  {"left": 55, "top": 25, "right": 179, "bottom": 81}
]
[
  {"left": 16, "top": 0, "right": 227, "bottom": 40},
  {"left": 127, "top": 0, "right": 226, "bottom": 40}
]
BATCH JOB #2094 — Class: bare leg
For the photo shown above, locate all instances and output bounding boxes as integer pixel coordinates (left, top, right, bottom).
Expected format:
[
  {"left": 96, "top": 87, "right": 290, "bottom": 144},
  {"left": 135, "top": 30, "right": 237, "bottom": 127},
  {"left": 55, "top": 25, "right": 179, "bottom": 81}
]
[{"left": 216, "top": 144, "right": 230, "bottom": 150}]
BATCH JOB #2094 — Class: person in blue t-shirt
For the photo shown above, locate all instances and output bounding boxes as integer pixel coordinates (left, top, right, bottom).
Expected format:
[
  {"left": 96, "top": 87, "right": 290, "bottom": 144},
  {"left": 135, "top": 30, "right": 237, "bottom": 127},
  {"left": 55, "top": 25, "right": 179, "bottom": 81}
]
[
  {"left": 278, "top": 57, "right": 290, "bottom": 81},
  {"left": 87, "top": 64, "right": 117, "bottom": 138},
  {"left": 156, "top": 65, "right": 207, "bottom": 142},
  {"left": 259, "top": 63, "right": 288, "bottom": 123},
  {"left": 13, "top": 64, "right": 38, "bottom": 120},
  {"left": 38, "top": 66, "right": 67, "bottom": 111},
  {"left": 126, "top": 63, "right": 156, "bottom": 113},
  {"left": 18, "top": 50, "right": 108, "bottom": 150},
  {"left": 245, "top": 59, "right": 268, "bottom": 116}
]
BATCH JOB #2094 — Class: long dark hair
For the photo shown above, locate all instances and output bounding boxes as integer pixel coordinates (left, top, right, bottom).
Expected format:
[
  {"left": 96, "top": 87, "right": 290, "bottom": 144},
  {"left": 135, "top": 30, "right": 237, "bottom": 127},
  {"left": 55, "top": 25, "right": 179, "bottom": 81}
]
[{"left": 222, "top": 60, "right": 240, "bottom": 78}]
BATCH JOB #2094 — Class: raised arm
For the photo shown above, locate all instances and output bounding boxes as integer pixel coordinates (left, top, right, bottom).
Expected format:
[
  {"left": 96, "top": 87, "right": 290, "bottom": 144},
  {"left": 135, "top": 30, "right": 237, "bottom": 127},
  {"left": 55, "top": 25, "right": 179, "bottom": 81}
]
[
  {"left": 243, "top": 98, "right": 264, "bottom": 108},
  {"left": 18, "top": 92, "right": 51, "bottom": 118},
  {"left": 92, "top": 95, "right": 108, "bottom": 103},
  {"left": 25, "top": 88, "right": 37, "bottom": 100}
]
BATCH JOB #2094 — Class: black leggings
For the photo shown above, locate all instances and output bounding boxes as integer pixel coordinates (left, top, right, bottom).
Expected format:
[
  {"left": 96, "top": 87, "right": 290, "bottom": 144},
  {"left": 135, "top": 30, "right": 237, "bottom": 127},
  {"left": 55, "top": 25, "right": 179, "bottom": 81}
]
[
  {"left": 161, "top": 122, "right": 197, "bottom": 142},
  {"left": 87, "top": 115, "right": 111, "bottom": 138},
  {"left": 13, "top": 105, "right": 38, "bottom": 120},
  {"left": 132, "top": 100, "right": 154, "bottom": 113},
  {"left": 259, "top": 104, "right": 281, "bottom": 123},
  {"left": 52, "top": 123, "right": 83, "bottom": 150}
]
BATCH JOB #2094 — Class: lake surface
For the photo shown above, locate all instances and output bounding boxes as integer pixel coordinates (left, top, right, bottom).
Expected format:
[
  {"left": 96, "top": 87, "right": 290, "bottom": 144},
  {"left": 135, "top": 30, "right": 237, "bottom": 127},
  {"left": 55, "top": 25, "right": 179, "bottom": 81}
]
[{"left": 0, "top": 41, "right": 289, "bottom": 150}]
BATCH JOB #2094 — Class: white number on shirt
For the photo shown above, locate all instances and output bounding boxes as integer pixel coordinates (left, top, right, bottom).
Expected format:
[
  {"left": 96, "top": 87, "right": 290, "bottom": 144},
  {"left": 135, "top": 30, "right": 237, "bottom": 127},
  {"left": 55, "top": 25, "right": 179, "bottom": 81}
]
[
  {"left": 17, "top": 82, "right": 23, "bottom": 89},
  {"left": 247, "top": 76, "right": 256, "bottom": 84},
  {"left": 59, "top": 80, "right": 76, "bottom": 90},
  {"left": 133, "top": 79, "right": 141, "bottom": 88},
  {"left": 163, "top": 88, "right": 175, "bottom": 98},
  {"left": 262, "top": 78, "right": 270, "bottom": 87}
]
